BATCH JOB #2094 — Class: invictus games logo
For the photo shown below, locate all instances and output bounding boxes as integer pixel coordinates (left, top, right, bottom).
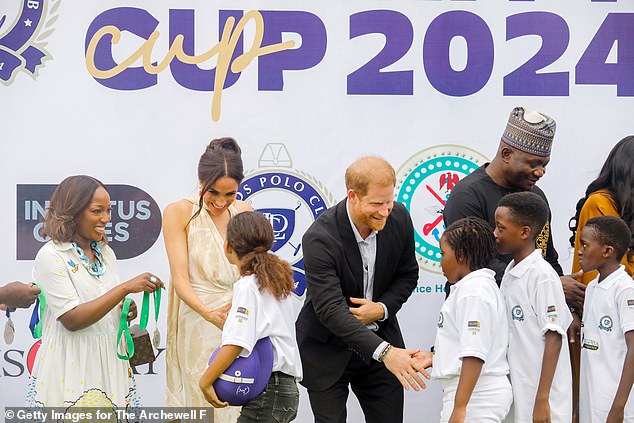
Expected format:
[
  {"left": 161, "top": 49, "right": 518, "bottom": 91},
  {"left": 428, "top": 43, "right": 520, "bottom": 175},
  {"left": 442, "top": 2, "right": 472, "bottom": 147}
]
[
  {"left": 0, "top": 0, "right": 59, "bottom": 84},
  {"left": 396, "top": 145, "right": 488, "bottom": 274},
  {"left": 16, "top": 184, "right": 162, "bottom": 260},
  {"left": 237, "top": 144, "right": 335, "bottom": 299}
]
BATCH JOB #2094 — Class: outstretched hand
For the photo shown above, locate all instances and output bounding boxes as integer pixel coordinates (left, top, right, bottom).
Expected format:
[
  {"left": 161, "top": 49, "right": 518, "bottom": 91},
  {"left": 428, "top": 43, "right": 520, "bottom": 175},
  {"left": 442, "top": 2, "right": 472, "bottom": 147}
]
[
  {"left": 383, "top": 347, "right": 431, "bottom": 391},
  {"left": 0, "top": 281, "right": 40, "bottom": 310}
]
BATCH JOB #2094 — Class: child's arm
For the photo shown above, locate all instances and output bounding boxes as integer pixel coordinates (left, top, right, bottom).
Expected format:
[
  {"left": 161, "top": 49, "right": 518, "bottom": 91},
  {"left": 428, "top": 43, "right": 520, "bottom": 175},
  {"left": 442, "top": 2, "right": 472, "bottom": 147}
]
[
  {"left": 199, "top": 345, "right": 243, "bottom": 408},
  {"left": 606, "top": 330, "right": 634, "bottom": 423},
  {"left": 533, "top": 330, "right": 562, "bottom": 423},
  {"left": 449, "top": 356, "right": 484, "bottom": 423}
]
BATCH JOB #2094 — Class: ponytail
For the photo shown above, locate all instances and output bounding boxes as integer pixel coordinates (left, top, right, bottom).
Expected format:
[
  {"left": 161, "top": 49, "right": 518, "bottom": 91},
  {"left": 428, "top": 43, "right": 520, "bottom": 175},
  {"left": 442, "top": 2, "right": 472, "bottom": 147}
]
[
  {"left": 227, "top": 212, "right": 295, "bottom": 300},
  {"left": 240, "top": 249, "right": 294, "bottom": 300}
]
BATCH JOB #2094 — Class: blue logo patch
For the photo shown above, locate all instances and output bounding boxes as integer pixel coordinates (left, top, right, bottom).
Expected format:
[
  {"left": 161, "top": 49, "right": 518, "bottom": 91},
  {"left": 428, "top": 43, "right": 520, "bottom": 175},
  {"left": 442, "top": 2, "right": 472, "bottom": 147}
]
[
  {"left": 512, "top": 305, "right": 524, "bottom": 321},
  {"left": 599, "top": 315, "right": 613, "bottom": 332}
]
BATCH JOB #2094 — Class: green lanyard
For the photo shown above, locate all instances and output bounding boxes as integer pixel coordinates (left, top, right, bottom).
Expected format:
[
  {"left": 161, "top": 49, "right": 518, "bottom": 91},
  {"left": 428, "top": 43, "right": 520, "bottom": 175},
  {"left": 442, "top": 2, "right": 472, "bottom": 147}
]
[
  {"left": 116, "top": 290, "right": 161, "bottom": 360},
  {"left": 139, "top": 288, "right": 161, "bottom": 332}
]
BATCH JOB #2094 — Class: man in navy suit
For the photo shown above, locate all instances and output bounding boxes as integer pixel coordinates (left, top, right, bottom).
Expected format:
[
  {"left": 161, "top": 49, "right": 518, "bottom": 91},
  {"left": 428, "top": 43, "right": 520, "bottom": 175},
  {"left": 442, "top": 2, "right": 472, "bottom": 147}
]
[{"left": 296, "top": 157, "right": 432, "bottom": 423}]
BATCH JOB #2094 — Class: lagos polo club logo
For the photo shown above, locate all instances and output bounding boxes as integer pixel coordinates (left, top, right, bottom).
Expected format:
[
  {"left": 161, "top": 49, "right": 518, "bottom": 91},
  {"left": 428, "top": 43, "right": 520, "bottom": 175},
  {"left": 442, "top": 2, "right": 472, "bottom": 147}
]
[
  {"left": 237, "top": 143, "right": 335, "bottom": 299},
  {"left": 16, "top": 184, "right": 162, "bottom": 260},
  {"left": 395, "top": 145, "right": 488, "bottom": 274},
  {"left": 0, "top": 0, "right": 59, "bottom": 84}
]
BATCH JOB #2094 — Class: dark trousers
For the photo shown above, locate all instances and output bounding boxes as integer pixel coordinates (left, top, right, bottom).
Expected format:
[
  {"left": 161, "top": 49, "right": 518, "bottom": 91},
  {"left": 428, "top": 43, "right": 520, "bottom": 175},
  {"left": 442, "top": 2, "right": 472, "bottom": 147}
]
[
  {"left": 238, "top": 372, "right": 299, "bottom": 423},
  {"left": 307, "top": 354, "right": 404, "bottom": 423}
]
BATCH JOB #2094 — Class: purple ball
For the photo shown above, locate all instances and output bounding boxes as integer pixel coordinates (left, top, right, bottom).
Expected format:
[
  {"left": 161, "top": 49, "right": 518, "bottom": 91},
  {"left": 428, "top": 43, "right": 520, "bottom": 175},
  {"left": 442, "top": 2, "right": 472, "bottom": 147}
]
[{"left": 209, "top": 337, "right": 274, "bottom": 405}]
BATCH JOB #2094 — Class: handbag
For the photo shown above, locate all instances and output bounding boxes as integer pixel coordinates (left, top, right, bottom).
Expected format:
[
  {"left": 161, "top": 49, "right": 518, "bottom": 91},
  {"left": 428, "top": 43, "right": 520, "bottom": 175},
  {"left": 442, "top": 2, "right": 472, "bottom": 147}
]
[{"left": 117, "top": 289, "right": 161, "bottom": 366}]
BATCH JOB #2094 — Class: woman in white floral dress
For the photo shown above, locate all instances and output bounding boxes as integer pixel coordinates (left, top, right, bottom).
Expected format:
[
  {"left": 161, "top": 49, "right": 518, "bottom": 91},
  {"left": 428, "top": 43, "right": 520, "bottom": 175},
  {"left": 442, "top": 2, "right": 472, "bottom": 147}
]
[{"left": 27, "top": 175, "right": 164, "bottom": 409}]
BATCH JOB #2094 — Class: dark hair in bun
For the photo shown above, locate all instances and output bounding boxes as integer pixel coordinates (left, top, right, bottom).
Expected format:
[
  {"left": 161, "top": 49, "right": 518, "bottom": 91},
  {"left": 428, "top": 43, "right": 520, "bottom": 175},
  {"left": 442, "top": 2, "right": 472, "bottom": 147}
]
[{"left": 193, "top": 137, "right": 244, "bottom": 220}]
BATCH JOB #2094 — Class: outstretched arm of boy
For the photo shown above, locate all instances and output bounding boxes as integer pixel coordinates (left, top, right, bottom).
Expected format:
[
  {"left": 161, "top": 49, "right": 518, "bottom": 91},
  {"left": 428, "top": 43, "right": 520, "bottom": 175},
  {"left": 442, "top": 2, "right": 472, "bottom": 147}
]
[
  {"left": 606, "top": 331, "right": 634, "bottom": 423},
  {"left": 449, "top": 356, "right": 483, "bottom": 423},
  {"left": 533, "top": 330, "right": 562, "bottom": 423},
  {"left": 199, "top": 345, "right": 243, "bottom": 408}
]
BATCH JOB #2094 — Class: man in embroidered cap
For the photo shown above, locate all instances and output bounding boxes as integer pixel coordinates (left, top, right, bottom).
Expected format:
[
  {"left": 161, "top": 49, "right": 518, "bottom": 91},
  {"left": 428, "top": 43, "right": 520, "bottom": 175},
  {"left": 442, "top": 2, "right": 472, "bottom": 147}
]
[{"left": 444, "top": 107, "right": 584, "bottom": 300}]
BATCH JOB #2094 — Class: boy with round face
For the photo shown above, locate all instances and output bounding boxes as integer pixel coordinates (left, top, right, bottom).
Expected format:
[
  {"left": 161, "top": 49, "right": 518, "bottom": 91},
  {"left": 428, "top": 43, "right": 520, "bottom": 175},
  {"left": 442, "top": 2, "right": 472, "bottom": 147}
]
[
  {"left": 495, "top": 191, "right": 572, "bottom": 423},
  {"left": 577, "top": 216, "right": 634, "bottom": 423}
]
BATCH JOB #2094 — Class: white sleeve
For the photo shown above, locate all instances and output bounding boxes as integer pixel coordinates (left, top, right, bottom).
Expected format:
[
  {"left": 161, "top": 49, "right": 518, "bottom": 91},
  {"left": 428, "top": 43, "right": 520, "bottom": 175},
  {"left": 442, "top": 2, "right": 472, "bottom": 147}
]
[
  {"left": 533, "top": 276, "right": 572, "bottom": 336},
  {"left": 455, "top": 294, "right": 495, "bottom": 361},
  {"left": 616, "top": 284, "right": 634, "bottom": 334},
  {"left": 32, "top": 248, "right": 80, "bottom": 320},
  {"left": 221, "top": 284, "right": 259, "bottom": 356}
]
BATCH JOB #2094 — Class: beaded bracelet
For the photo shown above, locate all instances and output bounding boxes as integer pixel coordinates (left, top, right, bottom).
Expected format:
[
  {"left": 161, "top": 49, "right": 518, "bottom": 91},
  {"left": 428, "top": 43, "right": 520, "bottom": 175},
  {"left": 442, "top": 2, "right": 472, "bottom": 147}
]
[{"left": 378, "top": 344, "right": 393, "bottom": 363}]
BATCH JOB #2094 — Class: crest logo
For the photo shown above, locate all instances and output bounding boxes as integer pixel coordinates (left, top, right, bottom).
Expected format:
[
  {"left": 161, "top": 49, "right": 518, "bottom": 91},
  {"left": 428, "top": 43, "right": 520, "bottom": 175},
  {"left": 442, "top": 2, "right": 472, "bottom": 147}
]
[
  {"left": 237, "top": 144, "right": 335, "bottom": 299},
  {"left": 437, "top": 312, "right": 444, "bottom": 328},
  {"left": 599, "top": 315, "right": 613, "bottom": 332},
  {"left": 396, "top": 145, "right": 488, "bottom": 274},
  {"left": 512, "top": 305, "right": 524, "bottom": 321},
  {"left": 0, "top": 0, "right": 58, "bottom": 84}
]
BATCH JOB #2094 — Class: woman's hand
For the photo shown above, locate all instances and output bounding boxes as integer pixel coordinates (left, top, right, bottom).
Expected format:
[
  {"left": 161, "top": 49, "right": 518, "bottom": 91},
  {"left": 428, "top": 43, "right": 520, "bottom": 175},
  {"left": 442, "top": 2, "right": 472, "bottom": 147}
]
[
  {"left": 202, "top": 302, "right": 232, "bottom": 329},
  {"left": 124, "top": 273, "right": 164, "bottom": 294},
  {"left": 120, "top": 299, "right": 137, "bottom": 322}
]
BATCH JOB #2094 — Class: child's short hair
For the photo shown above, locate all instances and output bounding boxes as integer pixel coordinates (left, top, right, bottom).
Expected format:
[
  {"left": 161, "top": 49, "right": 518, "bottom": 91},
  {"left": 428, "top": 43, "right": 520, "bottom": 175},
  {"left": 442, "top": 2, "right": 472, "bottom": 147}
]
[
  {"left": 584, "top": 215, "right": 632, "bottom": 261},
  {"left": 498, "top": 191, "right": 548, "bottom": 239},
  {"left": 443, "top": 217, "right": 496, "bottom": 271}
]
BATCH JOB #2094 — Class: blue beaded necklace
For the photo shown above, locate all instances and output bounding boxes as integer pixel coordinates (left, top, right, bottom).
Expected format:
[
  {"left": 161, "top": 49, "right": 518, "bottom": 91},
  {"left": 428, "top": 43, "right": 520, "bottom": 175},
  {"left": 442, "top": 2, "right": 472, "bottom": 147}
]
[{"left": 72, "top": 241, "right": 107, "bottom": 276}]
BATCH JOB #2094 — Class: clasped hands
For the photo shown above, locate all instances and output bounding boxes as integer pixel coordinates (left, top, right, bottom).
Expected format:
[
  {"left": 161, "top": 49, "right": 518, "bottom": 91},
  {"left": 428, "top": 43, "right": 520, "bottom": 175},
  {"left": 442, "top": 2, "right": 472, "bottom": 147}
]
[{"left": 349, "top": 297, "right": 433, "bottom": 392}]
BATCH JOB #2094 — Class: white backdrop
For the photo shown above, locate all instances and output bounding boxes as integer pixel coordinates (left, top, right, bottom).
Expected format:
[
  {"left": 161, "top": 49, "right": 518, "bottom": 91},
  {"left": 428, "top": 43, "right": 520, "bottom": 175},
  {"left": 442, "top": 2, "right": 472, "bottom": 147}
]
[{"left": 2, "top": 1, "right": 633, "bottom": 421}]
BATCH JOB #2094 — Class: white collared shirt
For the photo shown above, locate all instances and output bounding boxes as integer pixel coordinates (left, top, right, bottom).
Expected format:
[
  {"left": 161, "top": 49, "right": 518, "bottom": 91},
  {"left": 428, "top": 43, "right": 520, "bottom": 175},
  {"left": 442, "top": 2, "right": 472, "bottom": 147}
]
[
  {"left": 580, "top": 266, "right": 634, "bottom": 423},
  {"left": 346, "top": 200, "right": 378, "bottom": 302},
  {"left": 432, "top": 268, "right": 510, "bottom": 380},
  {"left": 222, "top": 274, "right": 303, "bottom": 379},
  {"left": 501, "top": 249, "right": 572, "bottom": 423},
  {"left": 346, "top": 200, "right": 389, "bottom": 360}
]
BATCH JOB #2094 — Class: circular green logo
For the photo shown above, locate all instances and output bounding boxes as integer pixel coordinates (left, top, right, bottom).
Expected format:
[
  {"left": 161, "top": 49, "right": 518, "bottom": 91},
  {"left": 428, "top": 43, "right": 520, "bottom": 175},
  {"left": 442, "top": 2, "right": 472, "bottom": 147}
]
[{"left": 396, "top": 145, "right": 488, "bottom": 274}]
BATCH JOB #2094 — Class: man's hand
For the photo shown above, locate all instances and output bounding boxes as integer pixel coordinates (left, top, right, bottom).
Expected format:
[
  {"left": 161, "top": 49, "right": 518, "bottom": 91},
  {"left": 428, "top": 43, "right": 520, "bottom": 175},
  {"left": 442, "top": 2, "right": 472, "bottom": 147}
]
[
  {"left": 382, "top": 347, "right": 431, "bottom": 391},
  {"left": 349, "top": 297, "right": 384, "bottom": 325},
  {"left": 561, "top": 272, "right": 585, "bottom": 305},
  {"left": 568, "top": 312, "right": 582, "bottom": 345},
  {"left": 0, "top": 282, "right": 40, "bottom": 309},
  {"left": 411, "top": 350, "right": 433, "bottom": 370}
]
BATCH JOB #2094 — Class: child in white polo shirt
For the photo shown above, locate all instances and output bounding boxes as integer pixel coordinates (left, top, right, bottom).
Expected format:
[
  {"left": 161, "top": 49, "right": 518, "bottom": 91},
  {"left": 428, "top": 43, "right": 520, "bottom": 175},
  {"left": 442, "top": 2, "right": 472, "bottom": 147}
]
[
  {"left": 577, "top": 215, "right": 634, "bottom": 423},
  {"left": 433, "top": 217, "right": 512, "bottom": 423},
  {"left": 199, "top": 211, "right": 302, "bottom": 422},
  {"left": 495, "top": 192, "right": 572, "bottom": 423}
]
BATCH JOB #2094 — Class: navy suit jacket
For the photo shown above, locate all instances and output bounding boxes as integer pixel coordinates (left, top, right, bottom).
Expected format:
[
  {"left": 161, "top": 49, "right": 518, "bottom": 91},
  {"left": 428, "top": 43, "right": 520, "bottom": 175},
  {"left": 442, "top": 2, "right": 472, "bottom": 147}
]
[{"left": 296, "top": 199, "right": 418, "bottom": 391}]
